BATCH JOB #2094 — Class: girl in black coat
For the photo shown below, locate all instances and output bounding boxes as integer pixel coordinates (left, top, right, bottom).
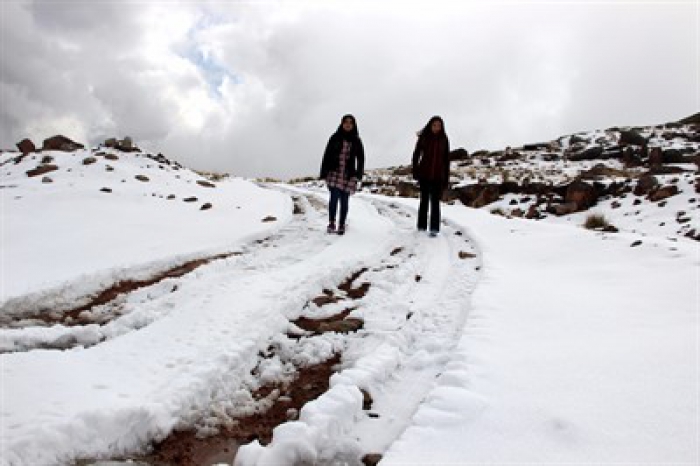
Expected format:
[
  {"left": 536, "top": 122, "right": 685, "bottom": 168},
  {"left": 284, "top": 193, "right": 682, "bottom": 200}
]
[
  {"left": 412, "top": 116, "right": 450, "bottom": 236},
  {"left": 320, "top": 114, "right": 365, "bottom": 235}
]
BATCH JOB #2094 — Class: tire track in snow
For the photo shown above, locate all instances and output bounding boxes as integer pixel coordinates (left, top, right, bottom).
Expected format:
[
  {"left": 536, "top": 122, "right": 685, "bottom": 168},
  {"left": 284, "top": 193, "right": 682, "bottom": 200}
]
[{"left": 235, "top": 195, "right": 481, "bottom": 465}]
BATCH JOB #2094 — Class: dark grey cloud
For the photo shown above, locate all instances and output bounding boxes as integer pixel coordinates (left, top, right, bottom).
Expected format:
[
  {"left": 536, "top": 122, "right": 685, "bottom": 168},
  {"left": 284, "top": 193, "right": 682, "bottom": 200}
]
[{"left": 1, "top": 1, "right": 696, "bottom": 178}]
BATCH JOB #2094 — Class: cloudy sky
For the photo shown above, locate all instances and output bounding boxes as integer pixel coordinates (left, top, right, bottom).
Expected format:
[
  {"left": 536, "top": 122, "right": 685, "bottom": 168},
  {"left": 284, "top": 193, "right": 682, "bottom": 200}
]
[{"left": 1, "top": 0, "right": 697, "bottom": 178}]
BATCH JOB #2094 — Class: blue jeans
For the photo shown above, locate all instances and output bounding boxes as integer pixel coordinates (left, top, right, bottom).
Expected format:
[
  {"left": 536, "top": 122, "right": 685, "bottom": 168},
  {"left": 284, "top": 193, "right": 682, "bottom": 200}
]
[{"left": 328, "top": 187, "right": 350, "bottom": 225}]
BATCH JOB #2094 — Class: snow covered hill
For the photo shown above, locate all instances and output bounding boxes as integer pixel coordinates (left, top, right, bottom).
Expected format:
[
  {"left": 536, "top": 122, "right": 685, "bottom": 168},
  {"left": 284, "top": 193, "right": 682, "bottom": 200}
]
[{"left": 1, "top": 129, "right": 698, "bottom": 466}]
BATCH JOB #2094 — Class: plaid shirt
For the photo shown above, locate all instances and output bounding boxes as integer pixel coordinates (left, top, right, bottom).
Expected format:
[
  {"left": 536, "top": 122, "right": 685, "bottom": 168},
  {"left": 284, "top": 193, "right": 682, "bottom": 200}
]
[{"left": 326, "top": 140, "right": 358, "bottom": 194}]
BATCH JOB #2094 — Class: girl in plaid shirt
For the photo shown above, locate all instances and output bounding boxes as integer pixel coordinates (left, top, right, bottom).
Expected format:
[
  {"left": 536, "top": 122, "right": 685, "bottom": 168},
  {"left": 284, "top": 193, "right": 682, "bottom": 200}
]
[{"left": 320, "top": 114, "right": 365, "bottom": 235}]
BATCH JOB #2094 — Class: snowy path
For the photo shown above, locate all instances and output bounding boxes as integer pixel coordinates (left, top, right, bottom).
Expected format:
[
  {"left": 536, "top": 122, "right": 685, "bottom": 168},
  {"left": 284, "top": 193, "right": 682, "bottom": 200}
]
[{"left": 2, "top": 188, "right": 480, "bottom": 466}]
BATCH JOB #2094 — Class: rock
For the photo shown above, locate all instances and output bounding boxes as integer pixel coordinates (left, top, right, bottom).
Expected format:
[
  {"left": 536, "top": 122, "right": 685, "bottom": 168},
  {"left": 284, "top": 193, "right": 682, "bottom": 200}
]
[
  {"left": 197, "top": 180, "right": 216, "bottom": 188},
  {"left": 565, "top": 180, "right": 598, "bottom": 210},
  {"left": 648, "top": 185, "right": 679, "bottom": 202},
  {"left": 397, "top": 181, "right": 420, "bottom": 198},
  {"left": 602, "top": 225, "right": 619, "bottom": 233},
  {"left": 553, "top": 202, "right": 578, "bottom": 216},
  {"left": 262, "top": 216, "right": 277, "bottom": 222},
  {"left": 104, "top": 154, "right": 119, "bottom": 161},
  {"left": 579, "top": 164, "right": 628, "bottom": 180},
  {"left": 569, "top": 134, "right": 588, "bottom": 145},
  {"left": 183, "top": 197, "right": 198, "bottom": 202},
  {"left": 41, "top": 176, "right": 53, "bottom": 183},
  {"left": 121, "top": 136, "right": 133, "bottom": 150},
  {"left": 511, "top": 208, "right": 524, "bottom": 217},
  {"left": 104, "top": 138, "right": 118, "bottom": 148},
  {"left": 449, "top": 147, "right": 470, "bottom": 161},
  {"left": 473, "top": 184, "right": 500, "bottom": 208},
  {"left": 135, "top": 175, "right": 149, "bottom": 182},
  {"left": 42, "top": 135, "right": 84, "bottom": 152},
  {"left": 569, "top": 146, "right": 604, "bottom": 161},
  {"left": 630, "top": 240, "right": 642, "bottom": 247},
  {"left": 633, "top": 198, "right": 642, "bottom": 205},
  {"left": 360, "top": 389, "right": 373, "bottom": 410},
  {"left": 41, "top": 155, "right": 54, "bottom": 164},
  {"left": 100, "top": 187, "right": 112, "bottom": 193},
  {"left": 459, "top": 251, "right": 476, "bottom": 259},
  {"left": 167, "top": 194, "right": 176, "bottom": 200},
  {"left": 105, "top": 165, "right": 114, "bottom": 172},
  {"left": 619, "top": 129, "right": 647, "bottom": 146},
  {"left": 16, "top": 138, "right": 36, "bottom": 155},
  {"left": 318, "top": 318, "right": 364, "bottom": 334},
  {"left": 662, "top": 149, "right": 686, "bottom": 164},
  {"left": 200, "top": 202, "right": 213, "bottom": 210},
  {"left": 611, "top": 200, "right": 622, "bottom": 209},
  {"left": 633, "top": 173, "right": 658, "bottom": 196},
  {"left": 362, "top": 454, "right": 383, "bottom": 466},
  {"left": 525, "top": 205, "right": 541, "bottom": 219},
  {"left": 26, "top": 164, "right": 59, "bottom": 177},
  {"left": 82, "top": 157, "right": 97, "bottom": 165}
]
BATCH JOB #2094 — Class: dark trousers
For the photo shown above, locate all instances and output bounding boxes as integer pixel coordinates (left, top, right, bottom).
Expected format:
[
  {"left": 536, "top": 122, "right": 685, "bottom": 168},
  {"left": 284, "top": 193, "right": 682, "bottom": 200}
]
[
  {"left": 418, "top": 180, "right": 443, "bottom": 232},
  {"left": 328, "top": 187, "right": 350, "bottom": 225}
]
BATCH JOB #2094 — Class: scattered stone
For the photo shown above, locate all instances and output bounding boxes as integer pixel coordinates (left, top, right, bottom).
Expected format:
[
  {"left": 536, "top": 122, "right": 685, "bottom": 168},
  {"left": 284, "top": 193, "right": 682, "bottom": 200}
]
[
  {"left": 104, "top": 154, "right": 119, "bottom": 161},
  {"left": 611, "top": 201, "right": 622, "bottom": 209},
  {"left": 105, "top": 165, "right": 114, "bottom": 172},
  {"left": 184, "top": 197, "right": 198, "bottom": 202},
  {"left": 42, "top": 135, "right": 84, "bottom": 152},
  {"left": 633, "top": 198, "right": 642, "bottom": 206},
  {"left": 167, "top": 194, "right": 176, "bottom": 200},
  {"left": 602, "top": 225, "right": 619, "bottom": 233},
  {"left": 135, "top": 175, "right": 149, "bottom": 182},
  {"left": 459, "top": 251, "right": 476, "bottom": 259},
  {"left": 634, "top": 173, "right": 659, "bottom": 196},
  {"left": 262, "top": 216, "right": 277, "bottom": 222},
  {"left": 197, "top": 180, "right": 216, "bottom": 188},
  {"left": 511, "top": 208, "right": 524, "bottom": 217},
  {"left": 415, "top": 275, "right": 421, "bottom": 282},
  {"left": 648, "top": 185, "right": 678, "bottom": 202},
  {"left": 362, "top": 454, "right": 383, "bottom": 466},
  {"left": 525, "top": 205, "right": 541, "bottom": 219},
  {"left": 16, "top": 138, "right": 36, "bottom": 155},
  {"left": 200, "top": 203, "right": 213, "bottom": 211},
  {"left": 565, "top": 180, "right": 598, "bottom": 210},
  {"left": 100, "top": 188, "right": 112, "bottom": 193},
  {"left": 360, "top": 389, "right": 373, "bottom": 410},
  {"left": 82, "top": 157, "right": 97, "bottom": 165},
  {"left": 553, "top": 202, "right": 578, "bottom": 216},
  {"left": 41, "top": 176, "right": 53, "bottom": 183},
  {"left": 630, "top": 240, "right": 642, "bottom": 247},
  {"left": 26, "top": 164, "right": 59, "bottom": 177},
  {"left": 41, "top": 155, "right": 54, "bottom": 164}
]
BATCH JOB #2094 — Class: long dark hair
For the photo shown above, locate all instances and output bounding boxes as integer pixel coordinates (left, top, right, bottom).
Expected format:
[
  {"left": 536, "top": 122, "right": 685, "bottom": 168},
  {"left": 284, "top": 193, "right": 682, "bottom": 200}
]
[
  {"left": 419, "top": 116, "right": 447, "bottom": 140},
  {"left": 335, "top": 114, "right": 359, "bottom": 141}
]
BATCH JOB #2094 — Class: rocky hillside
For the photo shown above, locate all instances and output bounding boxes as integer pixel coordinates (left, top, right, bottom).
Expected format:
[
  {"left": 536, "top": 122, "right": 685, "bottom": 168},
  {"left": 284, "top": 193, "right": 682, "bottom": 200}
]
[{"left": 351, "top": 114, "right": 699, "bottom": 241}]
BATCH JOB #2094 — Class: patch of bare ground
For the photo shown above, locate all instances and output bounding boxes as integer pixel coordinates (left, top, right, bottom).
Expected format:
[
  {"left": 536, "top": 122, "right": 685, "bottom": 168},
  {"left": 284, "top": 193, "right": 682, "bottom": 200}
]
[
  {"left": 138, "top": 354, "right": 341, "bottom": 466},
  {"left": 1, "top": 252, "right": 240, "bottom": 329}
]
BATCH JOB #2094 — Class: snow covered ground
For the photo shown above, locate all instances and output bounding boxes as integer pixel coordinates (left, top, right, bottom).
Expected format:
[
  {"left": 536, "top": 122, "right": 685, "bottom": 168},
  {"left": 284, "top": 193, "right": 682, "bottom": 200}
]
[{"left": 1, "top": 147, "right": 698, "bottom": 465}]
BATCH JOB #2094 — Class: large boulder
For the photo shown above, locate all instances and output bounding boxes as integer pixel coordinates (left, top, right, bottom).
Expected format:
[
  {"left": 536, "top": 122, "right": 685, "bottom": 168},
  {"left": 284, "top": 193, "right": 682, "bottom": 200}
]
[
  {"left": 16, "top": 138, "right": 36, "bottom": 155},
  {"left": 565, "top": 180, "right": 598, "bottom": 210},
  {"left": 634, "top": 173, "right": 659, "bottom": 196},
  {"left": 619, "top": 130, "right": 648, "bottom": 147},
  {"left": 42, "top": 135, "right": 84, "bottom": 152},
  {"left": 648, "top": 185, "right": 679, "bottom": 202}
]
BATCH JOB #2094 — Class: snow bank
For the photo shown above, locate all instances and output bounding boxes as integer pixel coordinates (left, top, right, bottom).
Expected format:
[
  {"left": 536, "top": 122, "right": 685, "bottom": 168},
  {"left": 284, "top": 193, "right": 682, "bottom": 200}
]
[{"left": 383, "top": 206, "right": 699, "bottom": 463}]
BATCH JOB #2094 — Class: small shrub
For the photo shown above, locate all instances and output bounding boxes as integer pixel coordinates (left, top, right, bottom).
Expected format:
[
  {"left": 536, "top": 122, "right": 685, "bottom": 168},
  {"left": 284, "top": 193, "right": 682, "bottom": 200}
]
[{"left": 584, "top": 213, "right": 609, "bottom": 230}]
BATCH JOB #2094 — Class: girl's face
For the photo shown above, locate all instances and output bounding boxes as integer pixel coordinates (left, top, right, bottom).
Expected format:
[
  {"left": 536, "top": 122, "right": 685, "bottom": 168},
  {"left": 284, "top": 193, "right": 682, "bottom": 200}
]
[
  {"left": 431, "top": 120, "right": 443, "bottom": 134},
  {"left": 342, "top": 118, "right": 355, "bottom": 131}
]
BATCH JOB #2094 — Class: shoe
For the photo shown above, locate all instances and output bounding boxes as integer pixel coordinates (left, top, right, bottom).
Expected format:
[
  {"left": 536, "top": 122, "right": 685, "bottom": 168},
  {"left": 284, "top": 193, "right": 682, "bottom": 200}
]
[
  {"left": 429, "top": 230, "right": 439, "bottom": 237},
  {"left": 337, "top": 224, "right": 346, "bottom": 235},
  {"left": 327, "top": 222, "right": 336, "bottom": 234}
]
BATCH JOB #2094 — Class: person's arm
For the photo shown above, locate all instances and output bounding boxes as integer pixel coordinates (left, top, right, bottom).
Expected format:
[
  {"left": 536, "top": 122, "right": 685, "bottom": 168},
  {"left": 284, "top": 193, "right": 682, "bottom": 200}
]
[
  {"left": 443, "top": 137, "right": 451, "bottom": 186},
  {"left": 320, "top": 136, "right": 334, "bottom": 179},
  {"left": 412, "top": 138, "right": 422, "bottom": 179},
  {"left": 355, "top": 139, "right": 365, "bottom": 180}
]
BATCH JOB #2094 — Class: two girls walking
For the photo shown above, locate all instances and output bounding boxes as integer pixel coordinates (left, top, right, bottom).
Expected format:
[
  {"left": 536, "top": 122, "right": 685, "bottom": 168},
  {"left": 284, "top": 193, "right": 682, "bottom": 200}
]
[{"left": 320, "top": 114, "right": 449, "bottom": 237}]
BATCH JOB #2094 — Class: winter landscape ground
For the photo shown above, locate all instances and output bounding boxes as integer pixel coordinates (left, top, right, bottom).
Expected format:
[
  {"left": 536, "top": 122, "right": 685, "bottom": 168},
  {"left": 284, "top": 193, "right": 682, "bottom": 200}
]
[{"left": 1, "top": 116, "right": 699, "bottom": 466}]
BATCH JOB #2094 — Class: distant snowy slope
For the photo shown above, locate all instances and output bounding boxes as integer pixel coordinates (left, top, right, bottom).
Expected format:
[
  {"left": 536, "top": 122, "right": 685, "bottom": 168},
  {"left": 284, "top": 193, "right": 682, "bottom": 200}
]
[
  {"left": 1, "top": 149, "right": 291, "bottom": 307},
  {"left": 383, "top": 205, "right": 699, "bottom": 464}
]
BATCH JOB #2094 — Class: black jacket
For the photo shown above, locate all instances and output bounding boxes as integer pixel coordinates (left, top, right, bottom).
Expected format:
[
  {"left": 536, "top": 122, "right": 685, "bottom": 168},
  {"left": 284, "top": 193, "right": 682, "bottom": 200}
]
[{"left": 320, "top": 133, "right": 365, "bottom": 180}]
